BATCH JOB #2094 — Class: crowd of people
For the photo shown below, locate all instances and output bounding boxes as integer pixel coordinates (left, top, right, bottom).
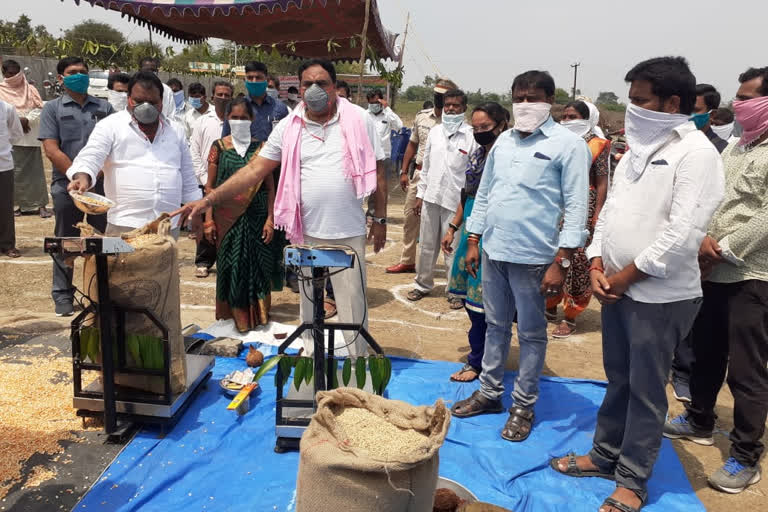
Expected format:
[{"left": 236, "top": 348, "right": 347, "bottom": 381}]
[{"left": 0, "top": 52, "right": 766, "bottom": 512}]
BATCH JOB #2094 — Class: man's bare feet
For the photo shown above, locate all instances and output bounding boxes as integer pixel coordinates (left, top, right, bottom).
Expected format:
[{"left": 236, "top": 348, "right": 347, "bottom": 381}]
[{"left": 600, "top": 487, "right": 643, "bottom": 512}]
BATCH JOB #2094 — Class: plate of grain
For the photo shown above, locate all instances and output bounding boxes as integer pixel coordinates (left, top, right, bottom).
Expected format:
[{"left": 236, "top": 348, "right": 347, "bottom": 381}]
[{"left": 69, "top": 191, "right": 116, "bottom": 215}]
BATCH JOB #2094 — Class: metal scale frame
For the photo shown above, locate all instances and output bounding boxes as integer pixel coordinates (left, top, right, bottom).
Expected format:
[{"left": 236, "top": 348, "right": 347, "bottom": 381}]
[
  {"left": 273, "top": 247, "right": 384, "bottom": 452},
  {"left": 44, "top": 237, "right": 213, "bottom": 441}
]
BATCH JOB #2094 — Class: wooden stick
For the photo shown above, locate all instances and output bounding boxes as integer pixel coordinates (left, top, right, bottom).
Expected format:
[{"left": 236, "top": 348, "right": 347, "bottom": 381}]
[{"left": 356, "top": 0, "right": 372, "bottom": 104}]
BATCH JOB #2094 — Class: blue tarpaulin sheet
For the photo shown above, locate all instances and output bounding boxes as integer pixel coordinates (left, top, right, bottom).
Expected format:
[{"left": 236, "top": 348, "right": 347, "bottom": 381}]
[{"left": 76, "top": 346, "right": 704, "bottom": 511}]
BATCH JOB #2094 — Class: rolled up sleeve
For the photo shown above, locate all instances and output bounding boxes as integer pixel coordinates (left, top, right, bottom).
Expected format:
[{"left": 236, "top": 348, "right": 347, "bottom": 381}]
[
  {"left": 65, "top": 120, "right": 113, "bottom": 188},
  {"left": 179, "top": 138, "right": 203, "bottom": 203},
  {"left": 559, "top": 138, "right": 591, "bottom": 248},
  {"left": 633, "top": 148, "right": 725, "bottom": 278}
]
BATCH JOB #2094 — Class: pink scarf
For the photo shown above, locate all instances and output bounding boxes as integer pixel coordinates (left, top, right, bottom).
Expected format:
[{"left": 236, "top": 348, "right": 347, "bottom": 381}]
[
  {"left": 734, "top": 96, "right": 768, "bottom": 147},
  {"left": 274, "top": 98, "right": 378, "bottom": 244},
  {"left": 0, "top": 71, "right": 43, "bottom": 112}
]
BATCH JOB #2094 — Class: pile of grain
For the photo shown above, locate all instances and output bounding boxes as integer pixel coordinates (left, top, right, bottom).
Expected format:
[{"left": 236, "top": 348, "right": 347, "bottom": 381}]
[
  {"left": 0, "top": 347, "right": 92, "bottom": 498},
  {"left": 73, "top": 195, "right": 108, "bottom": 206},
  {"left": 125, "top": 234, "right": 163, "bottom": 248},
  {"left": 334, "top": 407, "right": 428, "bottom": 460}
]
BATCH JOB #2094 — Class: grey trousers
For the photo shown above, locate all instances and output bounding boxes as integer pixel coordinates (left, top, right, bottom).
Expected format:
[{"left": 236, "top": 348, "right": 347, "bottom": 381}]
[
  {"left": 413, "top": 200, "right": 457, "bottom": 294},
  {"left": 12, "top": 146, "right": 48, "bottom": 211},
  {"left": 589, "top": 295, "right": 701, "bottom": 501},
  {"left": 0, "top": 171, "right": 15, "bottom": 251},
  {"left": 51, "top": 178, "right": 107, "bottom": 305},
  {"left": 478, "top": 253, "right": 549, "bottom": 408}
]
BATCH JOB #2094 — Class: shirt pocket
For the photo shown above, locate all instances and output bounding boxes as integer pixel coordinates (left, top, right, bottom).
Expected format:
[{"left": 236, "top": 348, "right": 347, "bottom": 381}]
[
  {"left": 515, "top": 154, "right": 553, "bottom": 189},
  {"left": 59, "top": 115, "right": 82, "bottom": 142}
]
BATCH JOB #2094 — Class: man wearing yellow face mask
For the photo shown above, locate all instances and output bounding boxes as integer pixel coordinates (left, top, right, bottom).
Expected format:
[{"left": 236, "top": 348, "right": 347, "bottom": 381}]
[{"left": 39, "top": 56, "right": 112, "bottom": 317}]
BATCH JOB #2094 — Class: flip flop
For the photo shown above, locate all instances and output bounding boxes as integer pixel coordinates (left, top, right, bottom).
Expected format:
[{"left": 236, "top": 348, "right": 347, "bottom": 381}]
[
  {"left": 549, "top": 453, "right": 615, "bottom": 480},
  {"left": 450, "top": 363, "right": 480, "bottom": 382},
  {"left": 3, "top": 248, "right": 21, "bottom": 258},
  {"left": 552, "top": 320, "right": 576, "bottom": 338},
  {"left": 406, "top": 289, "right": 428, "bottom": 301}
]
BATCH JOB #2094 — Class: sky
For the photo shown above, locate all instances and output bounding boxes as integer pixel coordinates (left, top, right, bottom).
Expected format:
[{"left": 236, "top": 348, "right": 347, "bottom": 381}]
[{"left": 3, "top": 0, "right": 764, "bottom": 102}]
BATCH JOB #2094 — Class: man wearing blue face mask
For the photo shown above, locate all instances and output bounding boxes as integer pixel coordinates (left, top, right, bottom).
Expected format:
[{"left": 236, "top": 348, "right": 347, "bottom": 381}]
[
  {"left": 689, "top": 83, "right": 728, "bottom": 154},
  {"left": 183, "top": 82, "right": 210, "bottom": 140},
  {"left": 167, "top": 78, "right": 186, "bottom": 124},
  {"left": 222, "top": 61, "right": 288, "bottom": 141},
  {"left": 39, "top": 56, "right": 112, "bottom": 317}
]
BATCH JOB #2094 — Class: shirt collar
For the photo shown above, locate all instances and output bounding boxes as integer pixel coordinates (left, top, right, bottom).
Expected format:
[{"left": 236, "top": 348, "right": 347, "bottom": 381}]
[
  {"left": 672, "top": 121, "right": 698, "bottom": 139},
  {"left": 537, "top": 116, "right": 558, "bottom": 137},
  {"left": 61, "top": 92, "right": 97, "bottom": 107}
]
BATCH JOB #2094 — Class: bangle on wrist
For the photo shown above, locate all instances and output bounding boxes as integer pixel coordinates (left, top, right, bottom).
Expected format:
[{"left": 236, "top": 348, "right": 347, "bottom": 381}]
[
  {"left": 588, "top": 266, "right": 604, "bottom": 273},
  {"left": 448, "top": 222, "right": 459, "bottom": 232}
]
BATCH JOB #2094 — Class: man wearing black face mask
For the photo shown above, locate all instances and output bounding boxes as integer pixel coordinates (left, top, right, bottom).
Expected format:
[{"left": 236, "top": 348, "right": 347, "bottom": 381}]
[
  {"left": 386, "top": 78, "right": 458, "bottom": 274},
  {"left": 67, "top": 71, "right": 200, "bottom": 238}
]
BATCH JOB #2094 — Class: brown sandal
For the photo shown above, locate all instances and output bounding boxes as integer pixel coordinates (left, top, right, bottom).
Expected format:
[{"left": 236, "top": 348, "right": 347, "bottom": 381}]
[
  {"left": 407, "top": 289, "right": 428, "bottom": 301},
  {"left": 451, "top": 390, "right": 503, "bottom": 417},
  {"left": 552, "top": 320, "right": 576, "bottom": 338},
  {"left": 501, "top": 406, "right": 535, "bottom": 442},
  {"left": 450, "top": 363, "right": 480, "bottom": 382},
  {"left": 2, "top": 248, "right": 21, "bottom": 258}
]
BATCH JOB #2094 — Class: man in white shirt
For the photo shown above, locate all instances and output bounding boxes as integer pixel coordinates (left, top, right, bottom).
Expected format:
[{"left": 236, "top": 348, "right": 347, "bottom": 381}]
[
  {"left": 365, "top": 89, "right": 402, "bottom": 217},
  {"left": 174, "top": 59, "right": 387, "bottom": 357},
  {"left": 183, "top": 82, "right": 211, "bottom": 141},
  {"left": 0, "top": 99, "right": 24, "bottom": 257},
  {"left": 551, "top": 57, "right": 724, "bottom": 512},
  {"left": 189, "top": 80, "right": 234, "bottom": 277},
  {"left": 139, "top": 57, "right": 176, "bottom": 120},
  {"left": 67, "top": 71, "right": 201, "bottom": 238},
  {"left": 407, "top": 89, "right": 476, "bottom": 305}
]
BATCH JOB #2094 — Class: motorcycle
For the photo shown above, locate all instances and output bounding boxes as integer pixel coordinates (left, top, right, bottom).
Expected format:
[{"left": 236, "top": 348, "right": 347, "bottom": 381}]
[{"left": 42, "top": 71, "right": 62, "bottom": 100}]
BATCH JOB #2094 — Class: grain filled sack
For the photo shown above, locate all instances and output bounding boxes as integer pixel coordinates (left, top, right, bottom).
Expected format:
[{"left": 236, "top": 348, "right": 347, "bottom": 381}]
[
  {"left": 296, "top": 388, "right": 451, "bottom": 512},
  {"left": 82, "top": 216, "right": 186, "bottom": 394}
]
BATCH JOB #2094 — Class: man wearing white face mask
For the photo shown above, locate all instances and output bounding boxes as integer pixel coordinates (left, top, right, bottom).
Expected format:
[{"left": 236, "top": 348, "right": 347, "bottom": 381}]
[
  {"left": 452, "top": 71, "right": 590, "bottom": 445},
  {"left": 407, "top": 89, "right": 476, "bottom": 306},
  {"left": 66, "top": 71, "right": 201, "bottom": 239},
  {"left": 365, "top": 89, "right": 403, "bottom": 217},
  {"left": 283, "top": 86, "right": 300, "bottom": 110},
  {"left": 551, "top": 57, "right": 724, "bottom": 512},
  {"left": 107, "top": 73, "right": 130, "bottom": 112},
  {"left": 711, "top": 107, "right": 736, "bottom": 142}
]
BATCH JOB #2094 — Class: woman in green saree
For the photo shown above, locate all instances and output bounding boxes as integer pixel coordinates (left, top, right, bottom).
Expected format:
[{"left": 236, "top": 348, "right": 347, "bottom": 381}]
[{"left": 203, "top": 97, "right": 283, "bottom": 332}]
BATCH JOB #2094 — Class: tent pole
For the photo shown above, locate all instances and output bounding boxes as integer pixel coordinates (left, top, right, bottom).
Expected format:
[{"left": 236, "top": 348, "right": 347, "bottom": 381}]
[
  {"left": 391, "top": 12, "right": 409, "bottom": 109},
  {"left": 356, "top": 0, "right": 372, "bottom": 104}
]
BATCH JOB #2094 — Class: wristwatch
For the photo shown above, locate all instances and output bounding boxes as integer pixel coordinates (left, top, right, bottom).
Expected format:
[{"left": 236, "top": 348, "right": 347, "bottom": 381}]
[
  {"left": 372, "top": 217, "right": 387, "bottom": 225},
  {"left": 555, "top": 256, "right": 571, "bottom": 269}
]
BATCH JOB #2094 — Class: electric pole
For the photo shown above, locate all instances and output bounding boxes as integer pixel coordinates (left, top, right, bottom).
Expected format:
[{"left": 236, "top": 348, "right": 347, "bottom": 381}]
[{"left": 571, "top": 62, "right": 580, "bottom": 100}]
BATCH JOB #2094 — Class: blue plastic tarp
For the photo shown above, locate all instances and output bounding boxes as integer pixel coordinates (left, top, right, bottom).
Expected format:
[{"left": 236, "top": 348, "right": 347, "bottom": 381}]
[{"left": 76, "top": 347, "right": 704, "bottom": 512}]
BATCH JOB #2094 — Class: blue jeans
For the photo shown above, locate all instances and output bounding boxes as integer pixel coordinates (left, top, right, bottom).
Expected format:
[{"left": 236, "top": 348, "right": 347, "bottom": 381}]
[{"left": 478, "top": 251, "right": 548, "bottom": 408}]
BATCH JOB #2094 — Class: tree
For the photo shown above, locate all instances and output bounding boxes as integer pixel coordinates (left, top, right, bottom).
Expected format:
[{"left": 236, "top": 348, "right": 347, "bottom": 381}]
[
  {"left": 596, "top": 91, "right": 619, "bottom": 105},
  {"left": 13, "top": 15, "right": 33, "bottom": 42},
  {"left": 65, "top": 20, "right": 126, "bottom": 68},
  {"left": 404, "top": 85, "right": 431, "bottom": 102},
  {"left": 554, "top": 87, "right": 571, "bottom": 104}
]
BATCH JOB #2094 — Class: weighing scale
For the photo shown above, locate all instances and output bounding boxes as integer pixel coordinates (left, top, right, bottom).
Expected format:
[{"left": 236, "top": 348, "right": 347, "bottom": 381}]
[
  {"left": 44, "top": 237, "right": 214, "bottom": 440},
  {"left": 273, "top": 246, "right": 385, "bottom": 452}
]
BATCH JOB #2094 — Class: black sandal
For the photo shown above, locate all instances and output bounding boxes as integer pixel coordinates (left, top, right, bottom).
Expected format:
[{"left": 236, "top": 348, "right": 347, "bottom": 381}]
[
  {"left": 501, "top": 406, "right": 535, "bottom": 442},
  {"left": 600, "top": 496, "right": 644, "bottom": 512},
  {"left": 450, "top": 363, "right": 480, "bottom": 382},
  {"left": 549, "top": 453, "right": 616, "bottom": 480},
  {"left": 450, "top": 390, "right": 503, "bottom": 417}
]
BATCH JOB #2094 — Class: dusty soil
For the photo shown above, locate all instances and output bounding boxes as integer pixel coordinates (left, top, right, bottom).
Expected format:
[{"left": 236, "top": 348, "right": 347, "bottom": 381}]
[{"left": 1, "top": 169, "right": 765, "bottom": 511}]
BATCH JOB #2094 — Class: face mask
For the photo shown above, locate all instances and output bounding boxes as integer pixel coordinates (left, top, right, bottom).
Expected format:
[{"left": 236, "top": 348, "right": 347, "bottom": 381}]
[
  {"left": 512, "top": 102, "right": 551, "bottom": 132},
  {"left": 732, "top": 96, "right": 768, "bottom": 147},
  {"left": 287, "top": 93, "right": 298, "bottom": 102},
  {"left": 266, "top": 87, "right": 279, "bottom": 99},
  {"left": 132, "top": 101, "right": 161, "bottom": 125},
  {"left": 173, "top": 90, "right": 185, "bottom": 109},
  {"left": 690, "top": 111, "right": 710, "bottom": 130},
  {"left": 368, "top": 103, "right": 383, "bottom": 115},
  {"left": 229, "top": 119, "right": 252, "bottom": 157},
  {"left": 441, "top": 112, "right": 465, "bottom": 135},
  {"left": 473, "top": 127, "right": 498, "bottom": 146},
  {"left": 433, "top": 93, "right": 444, "bottom": 109},
  {"left": 711, "top": 122, "right": 734, "bottom": 141},
  {"left": 188, "top": 97, "right": 203, "bottom": 110},
  {"left": 304, "top": 83, "right": 330, "bottom": 113},
  {"left": 107, "top": 90, "right": 128, "bottom": 111},
  {"left": 245, "top": 80, "right": 267, "bottom": 97},
  {"left": 561, "top": 119, "right": 591, "bottom": 137},
  {"left": 623, "top": 103, "right": 689, "bottom": 180},
  {"left": 62, "top": 73, "right": 89, "bottom": 94}
]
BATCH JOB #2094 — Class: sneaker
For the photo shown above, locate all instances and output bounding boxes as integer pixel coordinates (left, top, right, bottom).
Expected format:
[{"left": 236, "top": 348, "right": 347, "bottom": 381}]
[
  {"left": 708, "top": 457, "right": 761, "bottom": 494},
  {"left": 55, "top": 302, "right": 74, "bottom": 317},
  {"left": 672, "top": 379, "right": 692, "bottom": 403},
  {"left": 663, "top": 412, "right": 714, "bottom": 445}
]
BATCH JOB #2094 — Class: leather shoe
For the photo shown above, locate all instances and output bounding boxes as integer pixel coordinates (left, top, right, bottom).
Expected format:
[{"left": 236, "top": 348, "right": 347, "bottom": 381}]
[
  {"left": 451, "top": 390, "right": 503, "bottom": 418},
  {"left": 386, "top": 263, "right": 416, "bottom": 274}
]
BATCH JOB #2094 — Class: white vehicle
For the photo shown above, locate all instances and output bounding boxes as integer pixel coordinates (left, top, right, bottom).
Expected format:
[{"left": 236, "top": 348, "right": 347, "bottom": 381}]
[{"left": 87, "top": 70, "right": 109, "bottom": 99}]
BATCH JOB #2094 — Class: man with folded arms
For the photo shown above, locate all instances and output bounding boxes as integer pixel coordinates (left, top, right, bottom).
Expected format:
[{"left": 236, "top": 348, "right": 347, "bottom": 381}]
[
  {"left": 551, "top": 57, "right": 724, "bottom": 512},
  {"left": 451, "top": 70, "right": 590, "bottom": 445},
  {"left": 664, "top": 66, "right": 768, "bottom": 495}
]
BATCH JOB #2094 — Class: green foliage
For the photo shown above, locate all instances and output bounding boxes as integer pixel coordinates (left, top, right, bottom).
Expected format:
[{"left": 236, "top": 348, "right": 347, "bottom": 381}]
[
  {"left": 596, "top": 91, "right": 620, "bottom": 105},
  {"left": 65, "top": 19, "right": 125, "bottom": 65},
  {"left": 600, "top": 102, "right": 626, "bottom": 112},
  {"left": 555, "top": 87, "right": 571, "bottom": 104}
]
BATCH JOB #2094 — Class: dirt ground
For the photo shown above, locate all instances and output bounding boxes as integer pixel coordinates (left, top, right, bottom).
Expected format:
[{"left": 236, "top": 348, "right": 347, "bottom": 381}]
[{"left": 1, "top": 171, "right": 766, "bottom": 511}]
